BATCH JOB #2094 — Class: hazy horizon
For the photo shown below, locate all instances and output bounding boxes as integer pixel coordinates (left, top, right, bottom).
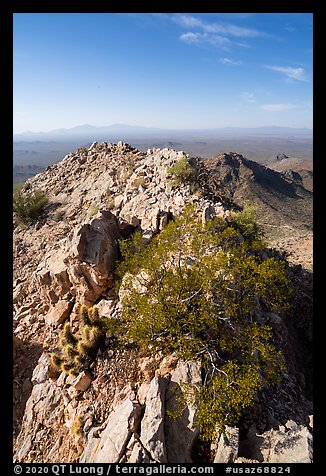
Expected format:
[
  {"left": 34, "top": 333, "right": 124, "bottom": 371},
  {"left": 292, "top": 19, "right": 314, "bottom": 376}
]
[
  {"left": 14, "top": 13, "right": 312, "bottom": 134},
  {"left": 14, "top": 122, "right": 313, "bottom": 136}
]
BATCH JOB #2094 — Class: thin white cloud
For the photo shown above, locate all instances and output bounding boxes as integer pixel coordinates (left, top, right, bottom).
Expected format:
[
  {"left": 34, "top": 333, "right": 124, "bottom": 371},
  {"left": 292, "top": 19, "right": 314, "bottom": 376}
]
[
  {"left": 266, "top": 65, "right": 307, "bottom": 81},
  {"left": 261, "top": 103, "right": 297, "bottom": 112},
  {"left": 180, "top": 32, "right": 230, "bottom": 48},
  {"left": 175, "top": 14, "right": 203, "bottom": 29},
  {"left": 219, "top": 57, "right": 242, "bottom": 65},
  {"left": 180, "top": 32, "right": 201, "bottom": 43},
  {"left": 173, "top": 14, "right": 263, "bottom": 38}
]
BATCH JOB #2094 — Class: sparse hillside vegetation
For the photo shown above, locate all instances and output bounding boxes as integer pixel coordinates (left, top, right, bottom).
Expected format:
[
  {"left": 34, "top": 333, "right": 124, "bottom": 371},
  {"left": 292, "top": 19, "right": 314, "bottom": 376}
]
[
  {"left": 13, "top": 185, "right": 49, "bottom": 223},
  {"left": 167, "top": 156, "right": 197, "bottom": 185},
  {"left": 227, "top": 200, "right": 262, "bottom": 243}
]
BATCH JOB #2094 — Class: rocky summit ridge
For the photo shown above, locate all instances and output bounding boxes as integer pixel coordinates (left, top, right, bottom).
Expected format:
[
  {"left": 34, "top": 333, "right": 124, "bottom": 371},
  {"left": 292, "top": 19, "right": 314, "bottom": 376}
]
[{"left": 13, "top": 141, "right": 313, "bottom": 463}]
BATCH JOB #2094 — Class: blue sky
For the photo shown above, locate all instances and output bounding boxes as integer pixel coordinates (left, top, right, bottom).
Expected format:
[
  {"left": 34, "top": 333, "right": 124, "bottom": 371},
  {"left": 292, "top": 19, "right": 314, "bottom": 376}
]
[{"left": 13, "top": 13, "right": 313, "bottom": 133}]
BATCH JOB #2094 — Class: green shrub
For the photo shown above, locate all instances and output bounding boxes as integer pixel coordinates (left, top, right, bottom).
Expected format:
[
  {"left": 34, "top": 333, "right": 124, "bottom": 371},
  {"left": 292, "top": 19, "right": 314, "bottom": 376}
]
[
  {"left": 167, "top": 156, "right": 197, "bottom": 185},
  {"left": 13, "top": 186, "right": 49, "bottom": 223},
  {"left": 88, "top": 204, "right": 99, "bottom": 217},
  {"left": 227, "top": 200, "right": 261, "bottom": 242},
  {"left": 131, "top": 177, "right": 146, "bottom": 188},
  {"left": 117, "top": 204, "right": 291, "bottom": 440}
]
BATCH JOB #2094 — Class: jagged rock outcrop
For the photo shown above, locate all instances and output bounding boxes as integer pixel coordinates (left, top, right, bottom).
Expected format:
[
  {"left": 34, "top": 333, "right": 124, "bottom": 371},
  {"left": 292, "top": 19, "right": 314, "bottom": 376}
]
[
  {"left": 165, "top": 361, "right": 201, "bottom": 463},
  {"left": 238, "top": 422, "right": 313, "bottom": 463},
  {"left": 13, "top": 141, "right": 313, "bottom": 464},
  {"left": 210, "top": 421, "right": 313, "bottom": 464},
  {"left": 79, "top": 359, "right": 200, "bottom": 463},
  {"left": 213, "top": 426, "right": 239, "bottom": 463},
  {"left": 34, "top": 209, "right": 121, "bottom": 310},
  {"left": 80, "top": 398, "right": 143, "bottom": 463}
]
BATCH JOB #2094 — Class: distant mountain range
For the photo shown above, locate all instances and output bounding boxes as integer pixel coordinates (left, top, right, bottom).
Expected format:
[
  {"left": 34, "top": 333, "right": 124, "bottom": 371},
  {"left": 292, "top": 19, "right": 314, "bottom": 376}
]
[{"left": 14, "top": 124, "right": 313, "bottom": 142}]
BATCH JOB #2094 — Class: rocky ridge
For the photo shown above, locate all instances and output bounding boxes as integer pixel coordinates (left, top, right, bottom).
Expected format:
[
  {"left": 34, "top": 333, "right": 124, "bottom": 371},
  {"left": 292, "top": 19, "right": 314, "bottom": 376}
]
[{"left": 13, "top": 142, "right": 313, "bottom": 463}]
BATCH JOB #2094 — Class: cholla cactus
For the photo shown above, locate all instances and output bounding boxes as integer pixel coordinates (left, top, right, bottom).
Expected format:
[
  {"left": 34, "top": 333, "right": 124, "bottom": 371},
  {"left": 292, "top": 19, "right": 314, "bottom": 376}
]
[
  {"left": 52, "top": 304, "right": 105, "bottom": 375},
  {"left": 62, "top": 343, "right": 78, "bottom": 359},
  {"left": 89, "top": 305, "right": 99, "bottom": 323},
  {"left": 63, "top": 322, "right": 77, "bottom": 346},
  {"left": 82, "top": 324, "right": 91, "bottom": 342},
  {"left": 88, "top": 326, "right": 103, "bottom": 349},
  {"left": 61, "top": 361, "right": 76, "bottom": 373},
  {"left": 51, "top": 353, "right": 63, "bottom": 369},
  {"left": 77, "top": 340, "right": 91, "bottom": 357},
  {"left": 80, "top": 305, "right": 91, "bottom": 326}
]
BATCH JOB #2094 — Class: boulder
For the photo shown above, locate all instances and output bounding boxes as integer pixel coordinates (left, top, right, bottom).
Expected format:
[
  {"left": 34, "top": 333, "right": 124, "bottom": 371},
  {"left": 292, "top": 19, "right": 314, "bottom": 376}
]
[
  {"left": 70, "top": 371, "right": 92, "bottom": 393},
  {"left": 44, "top": 299, "right": 74, "bottom": 326},
  {"left": 34, "top": 210, "right": 121, "bottom": 306},
  {"left": 238, "top": 422, "right": 313, "bottom": 463},
  {"left": 14, "top": 379, "right": 63, "bottom": 462},
  {"left": 263, "top": 424, "right": 313, "bottom": 463},
  {"left": 213, "top": 426, "right": 239, "bottom": 463},
  {"left": 71, "top": 210, "right": 120, "bottom": 275},
  {"left": 81, "top": 398, "right": 142, "bottom": 463},
  {"left": 31, "top": 352, "right": 51, "bottom": 385},
  {"left": 139, "top": 376, "right": 168, "bottom": 462},
  {"left": 165, "top": 360, "right": 201, "bottom": 463}
]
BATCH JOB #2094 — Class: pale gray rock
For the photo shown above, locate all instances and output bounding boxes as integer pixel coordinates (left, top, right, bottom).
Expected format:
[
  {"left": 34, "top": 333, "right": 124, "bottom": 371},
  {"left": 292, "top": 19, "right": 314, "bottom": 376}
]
[
  {"left": 165, "top": 361, "right": 201, "bottom": 463},
  {"left": 14, "top": 379, "right": 63, "bottom": 461},
  {"left": 263, "top": 424, "right": 313, "bottom": 463},
  {"left": 96, "top": 298, "right": 116, "bottom": 318},
  {"left": 33, "top": 210, "right": 121, "bottom": 306},
  {"left": 213, "top": 426, "right": 239, "bottom": 463},
  {"left": 70, "top": 371, "right": 92, "bottom": 393},
  {"left": 129, "top": 441, "right": 149, "bottom": 463},
  {"left": 71, "top": 210, "right": 120, "bottom": 275},
  {"left": 239, "top": 422, "right": 313, "bottom": 463},
  {"left": 114, "top": 195, "right": 124, "bottom": 209},
  {"left": 140, "top": 376, "right": 168, "bottom": 462},
  {"left": 31, "top": 352, "right": 51, "bottom": 385},
  {"left": 81, "top": 398, "right": 142, "bottom": 463}
]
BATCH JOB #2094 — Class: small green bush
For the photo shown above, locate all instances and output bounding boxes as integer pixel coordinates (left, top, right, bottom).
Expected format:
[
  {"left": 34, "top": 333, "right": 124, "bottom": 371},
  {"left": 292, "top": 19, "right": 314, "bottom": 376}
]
[
  {"left": 131, "top": 177, "right": 146, "bottom": 188},
  {"left": 228, "top": 200, "right": 261, "bottom": 242},
  {"left": 167, "top": 156, "right": 197, "bottom": 185},
  {"left": 88, "top": 204, "right": 99, "bottom": 217},
  {"left": 13, "top": 186, "right": 49, "bottom": 223}
]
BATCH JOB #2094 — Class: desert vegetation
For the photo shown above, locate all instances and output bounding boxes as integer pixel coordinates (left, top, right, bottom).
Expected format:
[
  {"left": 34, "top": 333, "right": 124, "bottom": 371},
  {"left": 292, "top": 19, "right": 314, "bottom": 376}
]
[
  {"left": 167, "top": 156, "right": 197, "bottom": 185},
  {"left": 51, "top": 305, "right": 105, "bottom": 375},
  {"left": 13, "top": 184, "right": 49, "bottom": 223},
  {"left": 116, "top": 205, "right": 291, "bottom": 440}
]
